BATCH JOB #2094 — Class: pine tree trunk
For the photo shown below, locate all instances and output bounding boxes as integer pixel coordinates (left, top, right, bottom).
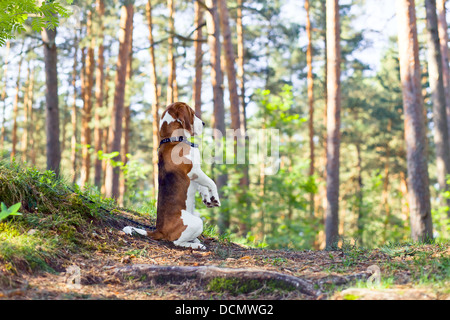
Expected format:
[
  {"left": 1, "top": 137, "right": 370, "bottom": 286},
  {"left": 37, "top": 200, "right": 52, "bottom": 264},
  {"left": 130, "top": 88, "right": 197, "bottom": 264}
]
[
  {"left": 0, "top": 40, "right": 10, "bottom": 151},
  {"left": 218, "top": 0, "right": 240, "bottom": 132},
  {"left": 146, "top": 0, "right": 160, "bottom": 196},
  {"left": 10, "top": 53, "right": 24, "bottom": 160},
  {"left": 94, "top": 0, "right": 106, "bottom": 189},
  {"left": 437, "top": 0, "right": 450, "bottom": 149},
  {"left": 105, "top": 3, "right": 134, "bottom": 200},
  {"left": 167, "top": 0, "right": 176, "bottom": 105},
  {"left": 71, "top": 34, "right": 80, "bottom": 185},
  {"left": 305, "top": 0, "right": 315, "bottom": 217},
  {"left": 42, "top": 26, "right": 61, "bottom": 175},
  {"left": 120, "top": 29, "right": 133, "bottom": 206},
  {"left": 206, "top": 0, "right": 228, "bottom": 233},
  {"left": 236, "top": 0, "right": 251, "bottom": 235},
  {"left": 21, "top": 64, "right": 34, "bottom": 162},
  {"left": 382, "top": 119, "right": 391, "bottom": 243},
  {"left": 425, "top": 0, "right": 450, "bottom": 205},
  {"left": 193, "top": 0, "right": 203, "bottom": 116},
  {"left": 80, "top": 10, "right": 96, "bottom": 187},
  {"left": 325, "top": 0, "right": 341, "bottom": 248},
  {"left": 236, "top": 0, "right": 246, "bottom": 132},
  {"left": 355, "top": 142, "right": 364, "bottom": 243},
  {"left": 101, "top": 68, "right": 111, "bottom": 195},
  {"left": 396, "top": 0, "right": 433, "bottom": 242}
]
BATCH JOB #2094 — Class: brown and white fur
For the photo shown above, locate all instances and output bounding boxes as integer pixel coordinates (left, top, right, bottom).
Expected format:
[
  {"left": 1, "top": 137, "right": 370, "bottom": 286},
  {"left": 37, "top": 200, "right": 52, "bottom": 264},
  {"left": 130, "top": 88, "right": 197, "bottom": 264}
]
[{"left": 123, "top": 102, "right": 220, "bottom": 250}]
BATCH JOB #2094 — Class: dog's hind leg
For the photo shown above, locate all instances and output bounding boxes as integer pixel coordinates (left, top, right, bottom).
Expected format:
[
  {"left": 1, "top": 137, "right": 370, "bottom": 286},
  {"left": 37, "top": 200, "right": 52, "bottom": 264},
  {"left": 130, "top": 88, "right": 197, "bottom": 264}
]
[{"left": 173, "top": 210, "right": 205, "bottom": 250}]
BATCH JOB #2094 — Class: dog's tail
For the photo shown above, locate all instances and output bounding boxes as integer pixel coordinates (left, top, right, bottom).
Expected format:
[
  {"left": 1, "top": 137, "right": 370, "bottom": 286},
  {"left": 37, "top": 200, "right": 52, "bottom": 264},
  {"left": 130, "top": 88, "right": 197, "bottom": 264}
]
[{"left": 122, "top": 226, "right": 164, "bottom": 240}]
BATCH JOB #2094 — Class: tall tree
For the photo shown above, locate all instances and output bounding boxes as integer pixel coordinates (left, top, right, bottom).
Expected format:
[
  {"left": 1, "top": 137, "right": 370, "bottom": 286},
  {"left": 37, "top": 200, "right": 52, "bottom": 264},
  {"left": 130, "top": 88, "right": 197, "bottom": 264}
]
[
  {"left": 104, "top": 2, "right": 134, "bottom": 200},
  {"left": 236, "top": 0, "right": 246, "bottom": 131},
  {"left": 396, "top": 0, "right": 433, "bottom": 242},
  {"left": 0, "top": 40, "right": 10, "bottom": 150},
  {"left": 146, "top": 0, "right": 160, "bottom": 195},
  {"left": 218, "top": 0, "right": 241, "bottom": 132},
  {"left": 206, "top": 0, "right": 227, "bottom": 232},
  {"left": 94, "top": 0, "right": 106, "bottom": 189},
  {"left": 437, "top": 0, "right": 450, "bottom": 149},
  {"left": 305, "top": 0, "right": 315, "bottom": 216},
  {"left": 193, "top": 0, "right": 203, "bottom": 116},
  {"left": 425, "top": 0, "right": 450, "bottom": 204},
  {"left": 10, "top": 49, "right": 24, "bottom": 160},
  {"left": 167, "top": 0, "right": 176, "bottom": 105},
  {"left": 21, "top": 62, "right": 34, "bottom": 162},
  {"left": 325, "top": 0, "right": 341, "bottom": 248},
  {"left": 80, "top": 10, "right": 96, "bottom": 187},
  {"left": 120, "top": 25, "right": 133, "bottom": 205},
  {"left": 71, "top": 33, "right": 80, "bottom": 184},
  {"left": 41, "top": 25, "right": 61, "bottom": 174}
]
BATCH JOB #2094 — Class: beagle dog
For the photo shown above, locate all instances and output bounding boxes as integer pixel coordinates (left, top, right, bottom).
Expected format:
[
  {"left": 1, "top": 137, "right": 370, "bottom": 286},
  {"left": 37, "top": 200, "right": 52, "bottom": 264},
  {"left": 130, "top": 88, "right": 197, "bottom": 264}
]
[{"left": 123, "top": 102, "right": 220, "bottom": 250}]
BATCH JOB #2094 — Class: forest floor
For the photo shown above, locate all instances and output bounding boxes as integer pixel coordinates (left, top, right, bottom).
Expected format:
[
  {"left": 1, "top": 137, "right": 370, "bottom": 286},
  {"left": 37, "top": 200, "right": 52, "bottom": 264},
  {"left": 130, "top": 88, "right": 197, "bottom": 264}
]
[
  {"left": 0, "top": 163, "right": 449, "bottom": 300},
  {"left": 1, "top": 207, "right": 449, "bottom": 300}
]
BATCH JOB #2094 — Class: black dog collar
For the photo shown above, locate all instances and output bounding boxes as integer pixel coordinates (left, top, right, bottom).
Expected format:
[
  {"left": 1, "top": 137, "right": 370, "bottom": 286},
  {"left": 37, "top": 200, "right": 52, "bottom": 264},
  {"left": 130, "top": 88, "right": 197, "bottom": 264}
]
[{"left": 159, "top": 136, "right": 198, "bottom": 148}]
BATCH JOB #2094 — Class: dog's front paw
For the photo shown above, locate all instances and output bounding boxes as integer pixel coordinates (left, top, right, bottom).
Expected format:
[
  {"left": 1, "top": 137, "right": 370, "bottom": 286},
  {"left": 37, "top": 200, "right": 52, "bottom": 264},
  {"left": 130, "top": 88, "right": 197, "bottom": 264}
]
[{"left": 210, "top": 196, "right": 220, "bottom": 207}]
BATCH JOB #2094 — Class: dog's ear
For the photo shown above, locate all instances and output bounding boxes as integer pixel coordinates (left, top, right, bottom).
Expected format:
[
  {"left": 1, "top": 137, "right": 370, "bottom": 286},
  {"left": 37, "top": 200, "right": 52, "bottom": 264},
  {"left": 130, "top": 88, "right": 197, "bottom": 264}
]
[{"left": 181, "top": 104, "right": 194, "bottom": 134}]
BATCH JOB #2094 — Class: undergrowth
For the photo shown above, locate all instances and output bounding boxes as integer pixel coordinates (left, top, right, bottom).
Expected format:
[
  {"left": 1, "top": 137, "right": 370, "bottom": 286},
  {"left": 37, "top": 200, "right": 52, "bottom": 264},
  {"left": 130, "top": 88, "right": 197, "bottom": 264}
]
[{"left": 0, "top": 160, "right": 154, "bottom": 275}]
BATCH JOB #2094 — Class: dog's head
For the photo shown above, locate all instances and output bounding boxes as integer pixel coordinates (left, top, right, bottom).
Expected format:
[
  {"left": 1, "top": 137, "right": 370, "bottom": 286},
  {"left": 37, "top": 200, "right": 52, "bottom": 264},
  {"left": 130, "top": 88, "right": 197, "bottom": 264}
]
[{"left": 159, "top": 102, "right": 204, "bottom": 138}]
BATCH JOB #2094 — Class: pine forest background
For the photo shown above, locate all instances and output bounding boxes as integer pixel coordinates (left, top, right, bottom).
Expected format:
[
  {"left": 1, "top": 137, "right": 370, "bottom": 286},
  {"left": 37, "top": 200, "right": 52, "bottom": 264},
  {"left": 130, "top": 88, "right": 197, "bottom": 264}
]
[{"left": 1, "top": 0, "right": 450, "bottom": 251}]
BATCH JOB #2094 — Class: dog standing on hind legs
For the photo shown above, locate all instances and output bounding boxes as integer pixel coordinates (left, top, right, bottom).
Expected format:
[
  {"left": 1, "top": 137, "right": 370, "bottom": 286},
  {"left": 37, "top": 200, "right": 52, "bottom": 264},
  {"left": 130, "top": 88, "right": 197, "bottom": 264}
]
[{"left": 123, "top": 102, "right": 220, "bottom": 250}]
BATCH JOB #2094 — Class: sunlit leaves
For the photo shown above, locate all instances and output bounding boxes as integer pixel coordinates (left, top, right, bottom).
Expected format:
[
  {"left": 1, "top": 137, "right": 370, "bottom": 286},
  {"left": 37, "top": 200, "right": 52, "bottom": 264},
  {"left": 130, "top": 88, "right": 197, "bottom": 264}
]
[{"left": 0, "top": 0, "right": 73, "bottom": 46}]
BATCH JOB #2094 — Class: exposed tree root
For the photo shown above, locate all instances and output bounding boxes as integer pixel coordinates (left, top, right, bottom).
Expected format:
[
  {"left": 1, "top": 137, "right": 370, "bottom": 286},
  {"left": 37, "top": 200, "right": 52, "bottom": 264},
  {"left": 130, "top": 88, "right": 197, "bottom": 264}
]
[{"left": 113, "top": 264, "right": 321, "bottom": 297}]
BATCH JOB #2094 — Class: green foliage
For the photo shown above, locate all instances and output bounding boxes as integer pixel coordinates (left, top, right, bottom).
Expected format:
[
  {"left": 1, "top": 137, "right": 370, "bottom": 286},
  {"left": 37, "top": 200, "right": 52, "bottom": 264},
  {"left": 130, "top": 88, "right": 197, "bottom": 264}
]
[
  {"left": 0, "top": 0, "right": 73, "bottom": 46},
  {"left": 0, "top": 202, "right": 22, "bottom": 221},
  {"left": 0, "top": 160, "right": 156, "bottom": 273}
]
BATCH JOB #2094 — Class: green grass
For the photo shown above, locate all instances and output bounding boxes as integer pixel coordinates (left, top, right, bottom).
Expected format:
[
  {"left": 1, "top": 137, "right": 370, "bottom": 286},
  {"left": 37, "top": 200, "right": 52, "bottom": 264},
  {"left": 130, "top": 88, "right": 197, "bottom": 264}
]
[{"left": 0, "top": 160, "right": 154, "bottom": 274}]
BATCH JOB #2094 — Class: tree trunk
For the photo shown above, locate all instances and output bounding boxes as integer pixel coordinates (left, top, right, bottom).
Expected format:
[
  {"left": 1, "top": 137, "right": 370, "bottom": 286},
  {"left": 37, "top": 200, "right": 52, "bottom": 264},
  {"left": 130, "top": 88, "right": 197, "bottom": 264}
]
[
  {"left": 236, "top": 0, "right": 250, "bottom": 235},
  {"left": 305, "top": 0, "right": 315, "bottom": 217},
  {"left": 10, "top": 53, "right": 24, "bottom": 160},
  {"left": 355, "top": 142, "right": 364, "bottom": 243},
  {"left": 437, "top": 0, "right": 450, "bottom": 149},
  {"left": 396, "top": 0, "right": 433, "bottom": 242},
  {"left": 71, "top": 34, "right": 80, "bottom": 185},
  {"left": 146, "top": 0, "right": 161, "bottom": 197},
  {"left": 193, "top": 0, "right": 203, "bottom": 116},
  {"left": 21, "top": 64, "right": 34, "bottom": 162},
  {"left": 0, "top": 40, "right": 10, "bottom": 151},
  {"left": 80, "top": 10, "right": 96, "bottom": 187},
  {"left": 314, "top": 0, "right": 328, "bottom": 250},
  {"left": 425, "top": 0, "right": 450, "bottom": 205},
  {"left": 206, "top": 0, "right": 227, "bottom": 233},
  {"left": 94, "top": 0, "right": 106, "bottom": 189},
  {"left": 42, "top": 26, "right": 61, "bottom": 174},
  {"left": 381, "top": 119, "right": 392, "bottom": 243},
  {"left": 101, "top": 68, "right": 111, "bottom": 195},
  {"left": 167, "top": 0, "right": 176, "bottom": 105},
  {"left": 120, "top": 28, "right": 133, "bottom": 206},
  {"left": 236, "top": 0, "right": 246, "bottom": 132},
  {"left": 325, "top": 0, "right": 341, "bottom": 249},
  {"left": 105, "top": 3, "right": 134, "bottom": 200},
  {"left": 218, "top": 0, "right": 241, "bottom": 132}
]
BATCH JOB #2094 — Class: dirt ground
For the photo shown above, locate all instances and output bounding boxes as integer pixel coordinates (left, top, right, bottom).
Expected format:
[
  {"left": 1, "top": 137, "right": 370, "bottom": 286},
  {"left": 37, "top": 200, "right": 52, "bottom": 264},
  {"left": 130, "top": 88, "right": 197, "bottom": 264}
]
[{"left": 1, "top": 213, "right": 449, "bottom": 300}]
